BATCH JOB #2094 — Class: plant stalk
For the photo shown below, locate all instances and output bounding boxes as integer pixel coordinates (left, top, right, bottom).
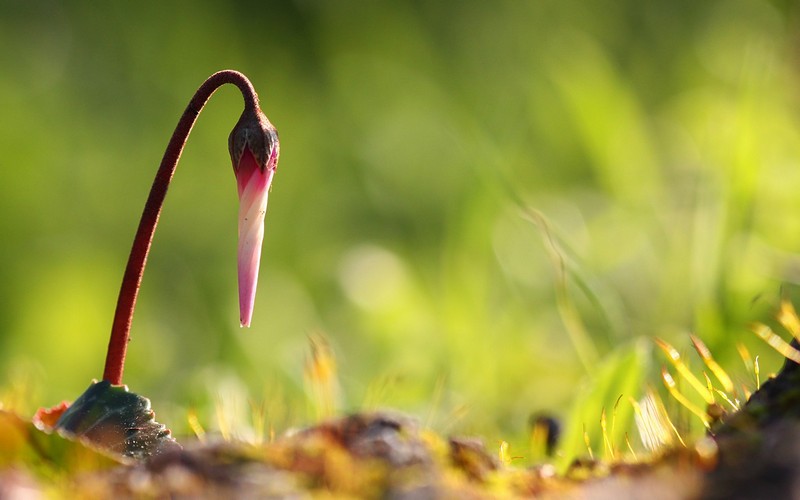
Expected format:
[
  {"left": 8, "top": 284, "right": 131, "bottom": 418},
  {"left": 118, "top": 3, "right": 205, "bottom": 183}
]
[{"left": 103, "top": 70, "right": 260, "bottom": 385}]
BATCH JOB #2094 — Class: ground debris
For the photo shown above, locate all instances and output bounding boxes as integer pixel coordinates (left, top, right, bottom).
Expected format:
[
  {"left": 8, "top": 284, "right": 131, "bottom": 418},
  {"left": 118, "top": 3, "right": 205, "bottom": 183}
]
[
  {"left": 62, "top": 410, "right": 567, "bottom": 498},
  {"left": 14, "top": 377, "right": 800, "bottom": 500}
]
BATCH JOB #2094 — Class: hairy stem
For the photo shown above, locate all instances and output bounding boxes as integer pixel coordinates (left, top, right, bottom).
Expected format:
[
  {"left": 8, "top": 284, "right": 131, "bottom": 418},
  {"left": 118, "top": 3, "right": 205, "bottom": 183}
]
[{"left": 103, "top": 70, "right": 260, "bottom": 385}]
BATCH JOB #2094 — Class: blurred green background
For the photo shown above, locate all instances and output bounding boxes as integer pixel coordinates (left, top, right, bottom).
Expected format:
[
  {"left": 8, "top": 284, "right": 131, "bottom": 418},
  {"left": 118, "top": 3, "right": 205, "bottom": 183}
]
[{"left": 1, "top": 0, "right": 800, "bottom": 461}]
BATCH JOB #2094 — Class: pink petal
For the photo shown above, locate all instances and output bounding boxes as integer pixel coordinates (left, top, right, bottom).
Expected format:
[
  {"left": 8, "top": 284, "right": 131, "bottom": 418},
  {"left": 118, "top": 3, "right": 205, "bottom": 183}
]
[{"left": 236, "top": 149, "right": 274, "bottom": 327}]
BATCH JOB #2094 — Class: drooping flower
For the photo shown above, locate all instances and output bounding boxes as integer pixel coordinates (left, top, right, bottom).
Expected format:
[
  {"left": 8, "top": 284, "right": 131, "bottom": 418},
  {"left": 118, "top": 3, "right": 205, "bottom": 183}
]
[{"left": 229, "top": 107, "right": 280, "bottom": 327}]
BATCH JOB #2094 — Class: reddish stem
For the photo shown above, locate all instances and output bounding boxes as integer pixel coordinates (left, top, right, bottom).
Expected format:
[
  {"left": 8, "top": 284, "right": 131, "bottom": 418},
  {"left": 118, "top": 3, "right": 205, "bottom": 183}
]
[{"left": 103, "top": 70, "right": 260, "bottom": 385}]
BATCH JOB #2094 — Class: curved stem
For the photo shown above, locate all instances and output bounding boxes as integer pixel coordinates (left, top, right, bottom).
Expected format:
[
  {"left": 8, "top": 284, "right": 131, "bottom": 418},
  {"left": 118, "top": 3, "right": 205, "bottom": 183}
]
[{"left": 103, "top": 70, "right": 260, "bottom": 385}]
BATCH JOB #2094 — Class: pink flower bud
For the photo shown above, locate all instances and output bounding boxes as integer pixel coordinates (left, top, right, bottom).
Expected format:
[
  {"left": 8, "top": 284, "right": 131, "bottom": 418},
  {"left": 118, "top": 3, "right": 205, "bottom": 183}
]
[{"left": 229, "top": 108, "right": 279, "bottom": 327}]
